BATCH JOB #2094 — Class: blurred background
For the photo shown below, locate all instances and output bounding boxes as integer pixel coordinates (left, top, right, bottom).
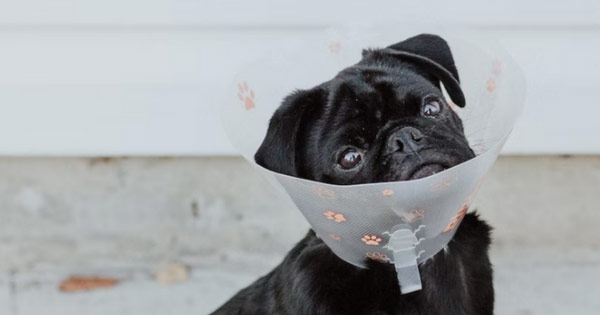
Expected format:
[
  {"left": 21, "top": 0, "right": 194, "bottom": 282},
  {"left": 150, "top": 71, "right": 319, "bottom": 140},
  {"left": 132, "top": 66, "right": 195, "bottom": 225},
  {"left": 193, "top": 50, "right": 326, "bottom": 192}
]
[{"left": 0, "top": 1, "right": 599, "bottom": 314}]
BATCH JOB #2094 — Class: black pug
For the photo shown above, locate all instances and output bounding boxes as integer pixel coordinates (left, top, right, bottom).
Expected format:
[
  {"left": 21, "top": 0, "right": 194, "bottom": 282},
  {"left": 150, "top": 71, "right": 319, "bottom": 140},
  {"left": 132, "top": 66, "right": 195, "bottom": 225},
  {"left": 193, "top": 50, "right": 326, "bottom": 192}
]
[{"left": 212, "top": 34, "right": 493, "bottom": 315}]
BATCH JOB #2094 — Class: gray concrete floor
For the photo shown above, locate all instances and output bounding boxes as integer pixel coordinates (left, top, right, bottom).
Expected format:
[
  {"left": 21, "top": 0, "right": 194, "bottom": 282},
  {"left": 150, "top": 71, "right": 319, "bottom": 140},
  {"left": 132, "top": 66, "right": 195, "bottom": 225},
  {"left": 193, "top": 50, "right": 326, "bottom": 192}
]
[
  {"left": 0, "top": 156, "right": 598, "bottom": 314},
  {"left": 1, "top": 246, "right": 598, "bottom": 314}
]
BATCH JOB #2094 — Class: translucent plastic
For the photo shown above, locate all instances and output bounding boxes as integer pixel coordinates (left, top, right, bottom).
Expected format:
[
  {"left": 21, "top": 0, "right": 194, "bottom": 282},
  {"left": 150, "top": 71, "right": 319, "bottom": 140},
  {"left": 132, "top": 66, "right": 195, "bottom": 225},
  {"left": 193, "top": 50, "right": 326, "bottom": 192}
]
[{"left": 222, "top": 30, "right": 526, "bottom": 294}]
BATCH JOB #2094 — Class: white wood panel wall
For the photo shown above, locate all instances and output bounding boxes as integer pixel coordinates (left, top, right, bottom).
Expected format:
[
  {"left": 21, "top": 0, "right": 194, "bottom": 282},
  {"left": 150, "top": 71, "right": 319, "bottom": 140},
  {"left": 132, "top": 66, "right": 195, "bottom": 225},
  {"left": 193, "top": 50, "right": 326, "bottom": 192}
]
[{"left": 0, "top": 1, "right": 598, "bottom": 156}]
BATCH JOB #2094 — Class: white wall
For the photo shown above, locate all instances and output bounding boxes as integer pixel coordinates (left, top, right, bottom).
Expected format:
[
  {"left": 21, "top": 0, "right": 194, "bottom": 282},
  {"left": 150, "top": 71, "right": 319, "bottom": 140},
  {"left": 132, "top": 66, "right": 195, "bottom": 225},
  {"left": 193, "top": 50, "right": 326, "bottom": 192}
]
[{"left": 0, "top": 1, "right": 598, "bottom": 156}]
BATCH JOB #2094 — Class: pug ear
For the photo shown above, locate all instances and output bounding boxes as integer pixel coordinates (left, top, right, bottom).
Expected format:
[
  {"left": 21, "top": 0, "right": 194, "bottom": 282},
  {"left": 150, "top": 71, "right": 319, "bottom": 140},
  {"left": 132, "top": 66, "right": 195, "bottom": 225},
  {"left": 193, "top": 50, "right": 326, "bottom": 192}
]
[
  {"left": 385, "top": 34, "right": 466, "bottom": 107},
  {"left": 254, "top": 87, "right": 325, "bottom": 176}
]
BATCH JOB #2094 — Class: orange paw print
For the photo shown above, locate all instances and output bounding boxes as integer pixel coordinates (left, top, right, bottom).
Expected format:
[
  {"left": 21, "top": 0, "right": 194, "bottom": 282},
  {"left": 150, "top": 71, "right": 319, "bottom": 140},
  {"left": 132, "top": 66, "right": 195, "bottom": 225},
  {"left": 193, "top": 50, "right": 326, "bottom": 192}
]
[
  {"left": 361, "top": 235, "right": 382, "bottom": 245},
  {"left": 324, "top": 211, "right": 346, "bottom": 223},
  {"left": 366, "top": 252, "right": 389, "bottom": 263},
  {"left": 443, "top": 204, "right": 468, "bottom": 232},
  {"left": 237, "top": 81, "right": 255, "bottom": 110},
  {"left": 311, "top": 186, "right": 335, "bottom": 199},
  {"left": 491, "top": 59, "right": 502, "bottom": 76},
  {"left": 401, "top": 209, "right": 425, "bottom": 223},
  {"left": 328, "top": 41, "right": 341, "bottom": 54},
  {"left": 329, "top": 233, "right": 341, "bottom": 241},
  {"left": 431, "top": 174, "right": 456, "bottom": 191},
  {"left": 486, "top": 78, "right": 496, "bottom": 93},
  {"left": 381, "top": 189, "right": 394, "bottom": 196}
]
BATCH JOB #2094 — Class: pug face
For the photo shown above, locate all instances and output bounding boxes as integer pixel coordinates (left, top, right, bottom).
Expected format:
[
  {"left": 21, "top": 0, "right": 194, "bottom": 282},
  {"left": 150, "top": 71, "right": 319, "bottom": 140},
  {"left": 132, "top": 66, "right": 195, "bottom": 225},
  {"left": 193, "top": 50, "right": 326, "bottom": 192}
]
[{"left": 255, "top": 34, "right": 475, "bottom": 185}]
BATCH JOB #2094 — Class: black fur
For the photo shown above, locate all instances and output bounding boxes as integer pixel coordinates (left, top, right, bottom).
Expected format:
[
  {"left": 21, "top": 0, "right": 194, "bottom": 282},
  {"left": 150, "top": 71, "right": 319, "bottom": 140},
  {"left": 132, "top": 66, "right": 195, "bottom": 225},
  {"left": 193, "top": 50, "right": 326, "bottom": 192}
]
[{"left": 212, "top": 34, "right": 494, "bottom": 314}]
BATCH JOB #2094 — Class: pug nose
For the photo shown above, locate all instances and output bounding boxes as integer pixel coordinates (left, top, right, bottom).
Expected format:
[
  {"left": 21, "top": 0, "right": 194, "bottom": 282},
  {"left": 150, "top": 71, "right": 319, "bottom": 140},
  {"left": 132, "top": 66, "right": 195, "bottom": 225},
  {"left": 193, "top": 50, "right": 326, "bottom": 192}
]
[{"left": 387, "top": 127, "right": 425, "bottom": 153}]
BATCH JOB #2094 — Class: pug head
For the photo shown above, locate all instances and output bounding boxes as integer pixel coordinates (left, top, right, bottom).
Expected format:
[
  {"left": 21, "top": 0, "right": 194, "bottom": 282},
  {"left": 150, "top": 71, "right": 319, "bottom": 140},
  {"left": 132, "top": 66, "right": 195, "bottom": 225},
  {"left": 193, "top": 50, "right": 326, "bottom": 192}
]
[{"left": 255, "top": 34, "right": 475, "bottom": 185}]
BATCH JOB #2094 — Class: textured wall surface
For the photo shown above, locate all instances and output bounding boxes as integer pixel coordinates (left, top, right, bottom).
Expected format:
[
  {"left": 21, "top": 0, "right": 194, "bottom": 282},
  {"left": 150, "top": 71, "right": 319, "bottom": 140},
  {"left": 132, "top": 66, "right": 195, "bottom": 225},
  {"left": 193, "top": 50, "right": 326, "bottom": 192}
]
[
  {"left": 0, "top": 1, "right": 599, "bottom": 155},
  {"left": 0, "top": 156, "right": 599, "bottom": 314},
  {"left": 0, "top": 157, "right": 308, "bottom": 272}
]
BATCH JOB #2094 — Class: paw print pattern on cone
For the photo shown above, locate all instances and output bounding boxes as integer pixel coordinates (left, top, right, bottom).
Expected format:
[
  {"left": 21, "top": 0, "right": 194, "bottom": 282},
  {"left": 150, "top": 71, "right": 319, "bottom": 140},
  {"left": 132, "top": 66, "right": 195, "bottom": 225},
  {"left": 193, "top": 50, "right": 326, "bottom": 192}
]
[
  {"left": 486, "top": 78, "right": 496, "bottom": 93},
  {"left": 237, "top": 81, "right": 255, "bottom": 110},
  {"left": 329, "top": 234, "right": 341, "bottom": 241},
  {"left": 361, "top": 235, "right": 382, "bottom": 245},
  {"left": 443, "top": 204, "right": 468, "bottom": 232},
  {"left": 366, "top": 252, "right": 389, "bottom": 263},
  {"left": 312, "top": 186, "right": 335, "bottom": 199},
  {"left": 491, "top": 59, "right": 502, "bottom": 76},
  {"left": 431, "top": 173, "right": 457, "bottom": 191},
  {"left": 401, "top": 209, "right": 425, "bottom": 223},
  {"left": 328, "top": 41, "right": 341, "bottom": 54},
  {"left": 323, "top": 211, "right": 346, "bottom": 223}
]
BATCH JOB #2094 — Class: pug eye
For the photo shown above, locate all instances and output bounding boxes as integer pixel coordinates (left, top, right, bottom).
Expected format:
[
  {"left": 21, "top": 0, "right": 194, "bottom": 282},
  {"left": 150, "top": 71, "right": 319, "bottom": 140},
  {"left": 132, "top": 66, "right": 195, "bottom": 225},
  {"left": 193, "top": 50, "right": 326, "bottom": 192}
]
[
  {"left": 423, "top": 100, "right": 441, "bottom": 117},
  {"left": 338, "top": 149, "right": 363, "bottom": 169}
]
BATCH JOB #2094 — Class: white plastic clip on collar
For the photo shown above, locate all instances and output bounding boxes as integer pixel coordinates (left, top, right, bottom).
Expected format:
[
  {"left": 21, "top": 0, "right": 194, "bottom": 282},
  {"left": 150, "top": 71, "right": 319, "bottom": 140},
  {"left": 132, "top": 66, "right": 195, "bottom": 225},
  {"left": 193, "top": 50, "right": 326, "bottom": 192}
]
[{"left": 385, "top": 225, "right": 424, "bottom": 294}]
